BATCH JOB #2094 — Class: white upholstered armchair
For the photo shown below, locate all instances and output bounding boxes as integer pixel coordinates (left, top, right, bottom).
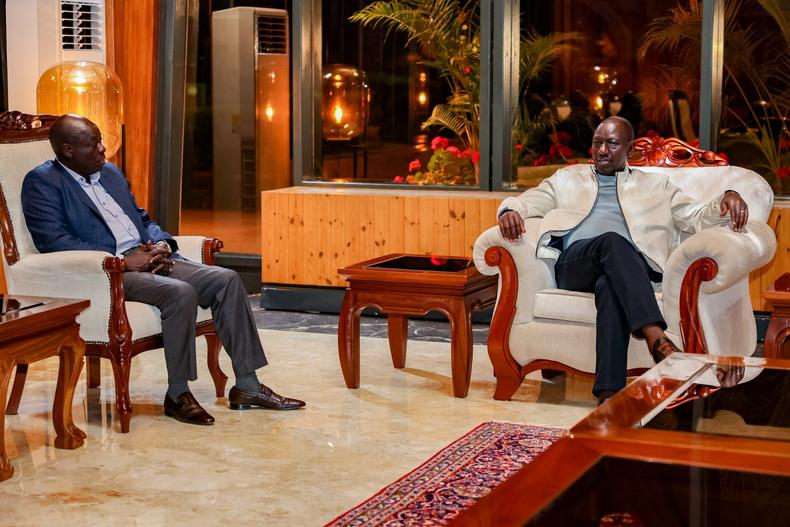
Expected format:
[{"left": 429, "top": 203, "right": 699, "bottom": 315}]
[
  {"left": 0, "top": 111, "right": 227, "bottom": 432},
  {"left": 474, "top": 137, "right": 777, "bottom": 400}
]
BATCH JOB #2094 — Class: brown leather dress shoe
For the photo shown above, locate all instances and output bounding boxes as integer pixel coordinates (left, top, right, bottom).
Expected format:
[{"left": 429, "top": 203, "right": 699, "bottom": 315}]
[
  {"left": 228, "top": 384, "right": 306, "bottom": 411},
  {"left": 164, "top": 392, "right": 215, "bottom": 425},
  {"left": 650, "top": 336, "right": 681, "bottom": 364}
]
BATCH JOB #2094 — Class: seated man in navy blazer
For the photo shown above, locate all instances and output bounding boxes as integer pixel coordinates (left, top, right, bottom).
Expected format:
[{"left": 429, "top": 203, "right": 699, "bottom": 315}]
[{"left": 21, "top": 114, "right": 305, "bottom": 425}]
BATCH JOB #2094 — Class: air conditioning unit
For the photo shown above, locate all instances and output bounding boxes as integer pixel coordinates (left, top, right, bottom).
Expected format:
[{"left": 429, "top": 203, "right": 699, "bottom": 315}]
[
  {"left": 212, "top": 7, "right": 291, "bottom": 212},
  {"left": 5, "top": 0, "right": 106, "bottom": 113}
]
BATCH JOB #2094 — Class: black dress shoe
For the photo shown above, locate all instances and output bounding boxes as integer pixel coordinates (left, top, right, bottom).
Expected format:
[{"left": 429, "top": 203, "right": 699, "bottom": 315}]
[
  {"left": 228, "top": 384, "right": 306, "bottom": 411},
  {"left": 164, "top": 392, "right": 215, "bottom": 425}
]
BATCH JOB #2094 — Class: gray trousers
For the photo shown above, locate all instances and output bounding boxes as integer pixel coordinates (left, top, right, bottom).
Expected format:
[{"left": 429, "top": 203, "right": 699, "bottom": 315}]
[{"left": 122, "top": 259, "right": 268, "bottom": 382}]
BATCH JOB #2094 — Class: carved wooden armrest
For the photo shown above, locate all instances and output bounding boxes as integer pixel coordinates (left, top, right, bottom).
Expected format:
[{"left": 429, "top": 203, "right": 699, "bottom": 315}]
[
  {"left": 102, "top": 256, "right": 133, "bottom": 348},
  {"left": 202, "top": 238, "right": 224, "bottom": 266},
  {"left": 484, "top": 246, "right": 522, "bottom": 385},
  {"left": 664, "top": 223, "right": 777, "bottom": 353},
  {"left": 171, "top": 236, "right": 223, "bottom": 264}
]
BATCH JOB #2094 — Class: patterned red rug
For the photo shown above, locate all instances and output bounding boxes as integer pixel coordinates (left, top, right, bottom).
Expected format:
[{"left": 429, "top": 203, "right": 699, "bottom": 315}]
[{"left": 325, "top": 421, "right": 565, "bottom": 527}]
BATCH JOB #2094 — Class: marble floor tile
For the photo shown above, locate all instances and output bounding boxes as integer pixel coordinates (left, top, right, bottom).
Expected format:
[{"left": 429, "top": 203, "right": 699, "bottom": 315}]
[{"left": 0, "top": 329, "right": 594, "bottom": 526}]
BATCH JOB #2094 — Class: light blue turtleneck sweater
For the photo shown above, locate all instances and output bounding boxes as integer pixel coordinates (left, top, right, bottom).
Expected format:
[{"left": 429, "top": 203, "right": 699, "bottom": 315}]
[{"left": 563, "top": 169, "right": 635, "bottom": 250}]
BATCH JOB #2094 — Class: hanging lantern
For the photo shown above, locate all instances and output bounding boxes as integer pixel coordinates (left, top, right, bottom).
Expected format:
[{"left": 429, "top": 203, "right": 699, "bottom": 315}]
[
  {"left": 36, "top": 61, "right": 123, "bottom": 157},
  {"left": 322, "top": 64, "right": 367, "bottom": 141}
]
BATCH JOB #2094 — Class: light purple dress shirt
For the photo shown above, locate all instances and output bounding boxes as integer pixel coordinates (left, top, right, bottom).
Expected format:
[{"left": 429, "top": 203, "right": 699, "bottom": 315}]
[{"left": 58, "top": 161, "right": 140, "bottom": 255}]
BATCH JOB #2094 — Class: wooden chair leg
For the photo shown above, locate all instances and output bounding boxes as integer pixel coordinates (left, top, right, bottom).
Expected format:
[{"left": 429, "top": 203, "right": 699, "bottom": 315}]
[
  {"left": 493, "top": 368, "right": 525, "bottom": 401},
  {"left": 5, "top": 364, "right": 28, "bottom": 415},
  {"left": 205, "top": 333, "right": 227, "bottom": 398},
  {"left": 109, "top": 355, "right": 133, "bottom": 433},
  {"left": 86, "top": 356, "right": 101, "bottom": 388},
  {"left": 541, "top": 369, "right": 565, "bottom": 380}
]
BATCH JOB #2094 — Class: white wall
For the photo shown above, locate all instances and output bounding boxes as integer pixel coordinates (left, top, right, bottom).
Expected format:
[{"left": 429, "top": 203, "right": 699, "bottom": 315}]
[
  {"left": 6, "top": 0, "right": 41, "bottom": 113},
  {"left": 5, "top": 0, "right": 106, "bottom": 114}
]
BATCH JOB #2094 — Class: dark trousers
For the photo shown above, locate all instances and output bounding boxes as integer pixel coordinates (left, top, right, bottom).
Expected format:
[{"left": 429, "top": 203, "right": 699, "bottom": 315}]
[
  {"left": 554, "top": 232, "right": 665, "bottom": 396},
  {"left": 122, "top": 259, "right": 268, "bottom": 383}
]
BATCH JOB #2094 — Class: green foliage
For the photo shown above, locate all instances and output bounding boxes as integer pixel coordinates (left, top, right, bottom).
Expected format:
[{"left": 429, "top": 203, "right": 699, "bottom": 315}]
[
  {"left": 410, "top": 147, "right": 476, "bottom": 185},
  {"left": 350, "top": 0, "right": 480, "bottom": 153},
  {"left": 350, "top": 0, "right": 580, "bottom": 171},
  {"left": 638, "top": 0, "right": 790, "bottom": 191}
]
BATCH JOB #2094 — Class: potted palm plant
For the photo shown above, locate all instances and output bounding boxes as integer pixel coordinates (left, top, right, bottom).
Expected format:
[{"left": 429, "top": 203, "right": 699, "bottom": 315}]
[
  {"left": 638, "top": 0, "right": 790, "bottom": 192},
  {"left": 350, "top": 0, "right": 580, "bottom": 185}
]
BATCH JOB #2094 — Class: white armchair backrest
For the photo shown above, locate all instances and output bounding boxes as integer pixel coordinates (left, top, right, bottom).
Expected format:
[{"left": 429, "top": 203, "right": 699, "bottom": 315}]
[{"left": 0, "top": 139, "right": 52, "bottom": 269}]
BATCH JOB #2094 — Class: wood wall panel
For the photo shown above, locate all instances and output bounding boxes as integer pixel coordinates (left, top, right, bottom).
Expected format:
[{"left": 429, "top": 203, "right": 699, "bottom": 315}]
[
  {"left": 749, "top": 204, "right": 790, "bottom": 311},
  {"left": 261, "top": 187, "right": 788, "bottom": 314},
  {"left": 106, "top": 0, "right": 159, "bottom": 210},
  {"left": 261, "top": 188, "right": 508, "bottom": 287}
]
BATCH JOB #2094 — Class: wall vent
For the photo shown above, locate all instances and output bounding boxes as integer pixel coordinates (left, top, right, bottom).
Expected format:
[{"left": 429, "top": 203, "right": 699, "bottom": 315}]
[
  {"left": 61, "top": 0, "right": 103, "bottom": 51},
  {"left": 256, "top": 14, "right": 287, "bottom": 55}
]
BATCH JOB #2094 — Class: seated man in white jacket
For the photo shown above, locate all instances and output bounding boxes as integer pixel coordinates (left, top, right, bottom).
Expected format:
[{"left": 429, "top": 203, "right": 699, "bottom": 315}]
[{"left": 497, "top": 116, "right": 746, "bottom": 403}]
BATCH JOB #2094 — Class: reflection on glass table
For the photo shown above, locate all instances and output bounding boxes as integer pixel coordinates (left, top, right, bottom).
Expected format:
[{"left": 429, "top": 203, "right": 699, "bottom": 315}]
[
  {"left": 572, "top": 353, "right": 784, "bottom": 437},
  {"left": 523, "top": 456, "right": 790, "bottom": 527},
  {"left": 643, "top": 364, "right": 790, "bottom": 443}
]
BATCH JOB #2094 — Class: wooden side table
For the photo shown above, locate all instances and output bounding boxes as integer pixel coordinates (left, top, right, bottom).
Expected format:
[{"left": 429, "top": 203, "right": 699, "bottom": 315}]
[
  {"left": 337, "top": 254, "right": 497, "bottom": 397},
  {"left": 764, "top": 272, "right": 790, "bottom": 359},
  {"left": 0, "top": 295, "right": 89, "bottom": 482}
]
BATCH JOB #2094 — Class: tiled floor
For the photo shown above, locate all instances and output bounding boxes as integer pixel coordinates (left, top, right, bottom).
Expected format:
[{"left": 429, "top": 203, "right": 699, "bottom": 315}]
[
  {"left": 0, "top": 305, "right": 596, "bottom": 526},
  {"left": 250, "top": 295, "right": 491, "bottom": 345}
]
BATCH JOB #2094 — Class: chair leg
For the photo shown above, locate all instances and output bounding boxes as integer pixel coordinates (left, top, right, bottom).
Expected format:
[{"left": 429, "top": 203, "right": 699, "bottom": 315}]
[
  {"left": 86, "top": 356, "right": 101, "bottom": 388},
  {"left": 5, "top": 364, "right": 28, "bottom": 415},
  {"left": 541, "top": 369, "right": 565, "bottom": 380},
  {"left": 493, "top": 367, "right": 525, "bottom": 401},
  {"left": 109, "top": 355, "right": 133, "bottom": 433},
  {"left": 206, "top": 334, "right": 227, "bottom": 398}
]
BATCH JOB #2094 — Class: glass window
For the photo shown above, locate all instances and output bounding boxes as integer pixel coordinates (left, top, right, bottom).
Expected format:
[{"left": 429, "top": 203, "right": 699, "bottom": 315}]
[
  {"left": 304, "top": 0, "right": 482, "bottom": 188},
  {"left": 179, "top": 0, "right": 292, "bottom": 255},
  {"left": 509, "top": 1, "right": 702, "bottom": 189},
  {"left": 715, "top": 1, "right": 788, "bottom": 197}
]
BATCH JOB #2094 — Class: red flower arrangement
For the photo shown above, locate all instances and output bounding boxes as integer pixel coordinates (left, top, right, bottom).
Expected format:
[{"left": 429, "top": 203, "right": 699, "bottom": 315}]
[
  {"left": 393, "top": 136, "right": 478, "bottom": 185},
  {"left": 519, "top": 131, "right": 579, "bottom": 167}
]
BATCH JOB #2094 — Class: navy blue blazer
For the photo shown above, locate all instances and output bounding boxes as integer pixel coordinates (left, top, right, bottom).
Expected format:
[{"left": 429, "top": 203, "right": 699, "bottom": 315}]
[{"left": 21, "top": 160, "right": 177, "bottom": 255}]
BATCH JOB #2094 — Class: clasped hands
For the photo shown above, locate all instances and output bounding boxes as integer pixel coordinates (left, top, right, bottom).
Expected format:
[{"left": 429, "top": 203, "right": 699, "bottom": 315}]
[{"left": 123, "top": 240, "right": 174, "bottom": 274}]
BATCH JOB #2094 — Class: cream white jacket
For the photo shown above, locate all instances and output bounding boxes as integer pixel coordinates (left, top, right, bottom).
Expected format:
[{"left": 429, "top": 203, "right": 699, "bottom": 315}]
[{"left": 497, "top": 164, "right": 730, "bottom": 272}]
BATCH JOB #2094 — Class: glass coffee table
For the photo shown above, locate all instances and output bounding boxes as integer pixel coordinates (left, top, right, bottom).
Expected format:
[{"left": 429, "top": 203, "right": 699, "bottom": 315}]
[{"left": 450, "top": 353, "right": 790, "bottom": 526}]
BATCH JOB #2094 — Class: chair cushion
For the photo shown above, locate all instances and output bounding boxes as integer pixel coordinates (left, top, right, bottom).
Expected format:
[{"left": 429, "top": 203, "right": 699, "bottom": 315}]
[
  {"left": 0, "top": 139, "right": 52, "bottom": 261},
  {"left": 533, "top": 288, "right": 663, "bottom": 325}
]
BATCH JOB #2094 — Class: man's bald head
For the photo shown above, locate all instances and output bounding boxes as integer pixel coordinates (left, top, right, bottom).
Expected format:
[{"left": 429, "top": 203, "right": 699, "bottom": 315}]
[
  {"left": 49, "top": 114, "right": 107, "bottom": 177},
  {"left": 597, "top": 116, "right": 634, "bottom": 143},
  {"left": 49, "top": 114, "right": 96, "bottom": 157}
]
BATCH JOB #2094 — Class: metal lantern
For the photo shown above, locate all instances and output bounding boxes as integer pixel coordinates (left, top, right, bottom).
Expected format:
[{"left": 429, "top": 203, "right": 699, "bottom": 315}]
[
  {"left": 322, "top": 64, "right": 368, "bottom": 141},
  {"left": 36, "top": 61, "right": 123, "bottom": 157}
]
